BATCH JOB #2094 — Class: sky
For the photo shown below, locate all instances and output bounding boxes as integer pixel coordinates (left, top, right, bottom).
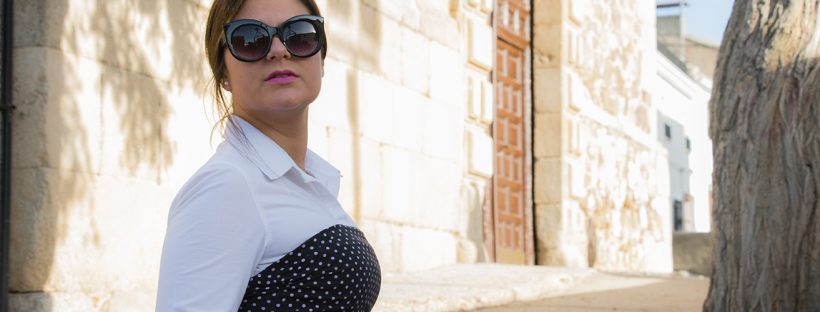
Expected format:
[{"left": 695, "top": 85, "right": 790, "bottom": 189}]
[{"left": 657, "top": 0, "right": 735, "bottom": 46}]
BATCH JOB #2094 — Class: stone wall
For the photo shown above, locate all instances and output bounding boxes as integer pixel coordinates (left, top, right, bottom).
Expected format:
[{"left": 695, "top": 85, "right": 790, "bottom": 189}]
[
  {"left": 9, "top": 0, "right": 495, "bottom": 310},
  {"left": 532, "top": 0, "right": 673, "bottom": 272},
  {"left": 11, "top": 0, "right": 214, "bottom": 310},
  {"left": 312, "top": 0, "right": 496, "bottom": 273}
]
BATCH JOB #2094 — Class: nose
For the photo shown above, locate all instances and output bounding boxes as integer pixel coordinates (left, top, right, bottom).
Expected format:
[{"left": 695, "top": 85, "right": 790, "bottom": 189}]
[{"left": 266, "top": 36, "right": 291, "bottom": 60}]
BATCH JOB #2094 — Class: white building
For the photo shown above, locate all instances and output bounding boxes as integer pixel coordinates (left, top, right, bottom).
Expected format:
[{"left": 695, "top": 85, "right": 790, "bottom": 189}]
[{"left": 654, "top": 50, "right": 714, "bottom": 233}]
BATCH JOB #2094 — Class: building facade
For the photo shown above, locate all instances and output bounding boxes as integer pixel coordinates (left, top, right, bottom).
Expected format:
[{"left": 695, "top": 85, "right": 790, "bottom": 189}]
[{"left": 7, "top": 0, "right": 685, "bottom": 310}]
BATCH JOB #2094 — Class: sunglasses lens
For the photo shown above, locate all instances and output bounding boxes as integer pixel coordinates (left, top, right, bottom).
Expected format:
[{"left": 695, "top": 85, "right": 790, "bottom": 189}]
[
  {"left": 230, "top": 24, "right": 270, "bottom": 60},
  {"left": 283, "top": 21, "right": 320, "bottom": 57}
]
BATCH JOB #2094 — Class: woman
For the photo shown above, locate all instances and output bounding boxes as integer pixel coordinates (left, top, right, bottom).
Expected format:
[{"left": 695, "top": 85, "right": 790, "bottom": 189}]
[{"left": 156, "top": 0, "right": 381, "bottom": 311}]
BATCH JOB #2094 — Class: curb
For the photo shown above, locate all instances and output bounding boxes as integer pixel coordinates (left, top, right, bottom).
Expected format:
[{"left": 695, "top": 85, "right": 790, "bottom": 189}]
[{"left": 373, "top": 264, "right": 596, "bottom": 311}]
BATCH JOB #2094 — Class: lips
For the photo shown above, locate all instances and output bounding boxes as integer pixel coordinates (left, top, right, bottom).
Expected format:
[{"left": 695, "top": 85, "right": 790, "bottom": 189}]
[{"left": 265, "top": 70, "right": 298, "bottom": 84}]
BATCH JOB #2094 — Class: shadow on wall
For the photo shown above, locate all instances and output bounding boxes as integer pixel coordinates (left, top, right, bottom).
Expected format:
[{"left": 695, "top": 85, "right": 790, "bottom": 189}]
[
  {"left": 323, "top": 0, "right": 381, "bottom": 224},
  {"left": 11, "top": 0, "right": 203, "bottom": 307}
]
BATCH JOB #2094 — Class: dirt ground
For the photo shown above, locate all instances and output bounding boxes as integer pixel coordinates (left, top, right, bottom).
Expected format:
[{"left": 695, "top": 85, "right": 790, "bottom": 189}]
[{"left": 475, "top": 272, "right": 710, "bottom": 312}]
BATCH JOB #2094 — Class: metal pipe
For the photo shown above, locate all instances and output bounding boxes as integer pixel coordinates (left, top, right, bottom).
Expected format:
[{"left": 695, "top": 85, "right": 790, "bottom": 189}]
[
  {"left": 529, "top": 0, "right": 538, "bottom": 266},
  {"left": 1, "top": 0, "right": 14, "bottom": 309}
]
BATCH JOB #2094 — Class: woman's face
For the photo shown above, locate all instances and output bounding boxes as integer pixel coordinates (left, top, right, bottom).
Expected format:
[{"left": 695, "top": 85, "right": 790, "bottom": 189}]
[{"left": 223, "top": 0, "right": 323, "bottom": 121}]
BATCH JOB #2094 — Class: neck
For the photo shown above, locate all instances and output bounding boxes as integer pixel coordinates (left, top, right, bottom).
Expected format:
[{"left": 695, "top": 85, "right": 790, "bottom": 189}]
[{"left": 236, "top": 109, "right": 309, "bottom": 170}]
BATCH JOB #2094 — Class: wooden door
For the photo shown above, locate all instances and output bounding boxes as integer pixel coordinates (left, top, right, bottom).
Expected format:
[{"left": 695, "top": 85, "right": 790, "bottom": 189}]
[{"left": 491, "top": 0, "right": 533, "bottom": 264}]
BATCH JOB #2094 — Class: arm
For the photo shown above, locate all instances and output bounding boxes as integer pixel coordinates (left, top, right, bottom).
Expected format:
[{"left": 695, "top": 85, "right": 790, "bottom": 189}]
[{"left": 156, "top": 164, "right": 266, "bottom": 312}]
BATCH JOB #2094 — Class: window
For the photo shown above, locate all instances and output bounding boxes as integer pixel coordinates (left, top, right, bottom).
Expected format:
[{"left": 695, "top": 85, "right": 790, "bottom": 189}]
[
  {"left": 673, "top": 200, "right": 683, "bottom": 231},
  {"left": 664, "top": 124, "right": 671, "bottom": 139},
  {"left": 686, "top": 138, "right": 691, "bottom": 151}
]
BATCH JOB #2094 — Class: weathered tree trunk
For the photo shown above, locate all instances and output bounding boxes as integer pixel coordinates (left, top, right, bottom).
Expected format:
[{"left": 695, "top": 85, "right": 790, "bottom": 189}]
[{"left": 705, "top": 0, "right": 820, "bottom": 311}]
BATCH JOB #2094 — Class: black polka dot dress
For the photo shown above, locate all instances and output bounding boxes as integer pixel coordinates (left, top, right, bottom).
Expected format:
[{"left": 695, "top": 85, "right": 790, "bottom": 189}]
[{"left": 238, "top": 225, "right": 381, "bottom": 311}]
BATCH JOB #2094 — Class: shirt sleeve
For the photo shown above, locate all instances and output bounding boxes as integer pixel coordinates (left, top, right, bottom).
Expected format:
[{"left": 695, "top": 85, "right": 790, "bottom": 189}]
[{"left": 156, "top": 163, "right": 267, "bottom": 312}]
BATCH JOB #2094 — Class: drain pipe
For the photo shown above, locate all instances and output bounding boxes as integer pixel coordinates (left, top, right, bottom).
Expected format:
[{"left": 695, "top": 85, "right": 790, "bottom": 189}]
[{"left": 0, "top": 0, "right": 14, "bottom": 309}]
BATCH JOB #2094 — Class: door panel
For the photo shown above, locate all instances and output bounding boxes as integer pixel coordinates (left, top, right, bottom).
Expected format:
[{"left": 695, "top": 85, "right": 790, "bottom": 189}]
[{"left": 492, "top": 0, "right": 533, "bottom": 265}]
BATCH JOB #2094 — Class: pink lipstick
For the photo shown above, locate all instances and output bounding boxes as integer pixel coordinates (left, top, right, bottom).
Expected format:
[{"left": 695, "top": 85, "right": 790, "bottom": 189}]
[{"left": 265, "top": 70, "right": 298, "bottom": 84}]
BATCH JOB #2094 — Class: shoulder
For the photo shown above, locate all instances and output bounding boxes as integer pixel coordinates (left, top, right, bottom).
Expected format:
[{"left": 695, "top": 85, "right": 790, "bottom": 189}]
[{"left": 169, "top": 157, "right": 260, "bottom": 221}]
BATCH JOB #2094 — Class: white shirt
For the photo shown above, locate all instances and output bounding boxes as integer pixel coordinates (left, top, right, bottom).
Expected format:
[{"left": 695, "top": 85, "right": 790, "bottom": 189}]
[{"left": 156, "top": 116, "right": 356, "bottom": 312}]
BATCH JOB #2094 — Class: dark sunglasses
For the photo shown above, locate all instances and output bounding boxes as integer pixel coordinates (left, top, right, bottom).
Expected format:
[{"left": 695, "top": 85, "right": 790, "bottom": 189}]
[{"left": 224, "top": 15, "right": 325, "bottom": 62}]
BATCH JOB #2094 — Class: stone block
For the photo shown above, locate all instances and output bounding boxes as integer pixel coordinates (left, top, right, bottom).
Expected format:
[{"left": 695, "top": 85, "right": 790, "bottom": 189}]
[
  {"left": 11, "top": 48, "right": 51, "bottom": 170},
  {"left": 361, "top": 0, "right": 421, "bottom": 28},
  {"left": 161, "top": 88, "right": 217, "bottom": 187},
  {"left": 567, "top": 159, "right": 586, "bottom": 199},
  {"left": 391, "top": 86, "right": 425, "bottom": 153},
  {"left": 361, "top": 0, "right": 404, "bottom": 22},
  {"left": 415, "top": 156, "right": 462, "bottom": 231},
  {"left": 533, "top": 0, "right": 562, "bottom": 26},
  {"left": 100, "top": 63, "right": 170, "bottom": 181},
  {"left": 11, "top": 167, "right": 170, "bottom": 293},
  {"left": 399, "top": 226, "right": 457, "bottom": 271},
  {"left": 358, "top": 138, "right": 385, "bottom": 220},
  {"left": 91, "top": 175, "right": 173, "bottom": 289},
  {"left": 567, "top": 70, "right": 594, "bottom": 112},
  {"left": 12, "top": 48, "right": 103, "bottom": 174},
  {"left": 375, "top": 16, "right": 404, "bottom": 82},
  {"left": 10, "top": 167, "right": 64, "bottom": 291},
  {"left": 467, "top": 18, "right": 493, "bottom": 70},
  {"left": 466, "top": 129, "right": 493, "bottom": 178},
  {"left": 532, "top": 67, "right": 563, "bottom": 113},
  {"left": 326, "top": 127, "right": 355, "bottom": 212},
  {"left": 350, "top": 3, "right": 388, "bottom": 75},
  {"left": 400, "top": 28, "right": 431, "bottom": 94},
  {"left": 533, "top": 25, "right": 562, "bottom": 68},
  {"left": 456, "top": 237, "right": 479, "bottom": 264},
  {"left": 533, "top": 113, "right": 562, "bottom": 158},
  {"left": 357, "top": 71, "right": 396, "bottom": 143},
  {"left": 643, "top": 239, "right": 674, "bottom": 273},
  {"left": 566, "top": 27, "right": 581, "bottom": 68},
  {"left": 11, "top": 292, "right": 96, "bottom": 312},
  {"left": 428, "top": 42, "right": 465, "bottom": 105},
  {"left": 533, "top": 203, "right": 564, "bottom": 249},
  {"left": 569, "top": 0, "right": 590, "bottom": 25},
  {"left": 480, "top": 79, "right": 495, "bottom": 125},
  {"left": 312, "top": 59, "right": 353, "bottom": 131},
  {"left": 358, "top": 218, "right": 401, "bottom": 273},
  {"left": 534, "top": 202, "right": 592, "bottom": 268},
  {"left": 308, "top": 123, "right": 330, "bottom": 158},
  {"left": 563, "top": 200, "right": 585, "bottom": 237},
  {"left": 325, "top": 0, "right": 364, "bottom": 66},
  {"left": 420, "top": 8, "right": 461, "bottom": 50},
  {"left": 466, "top": 75, "right": 481, "bottom": 120},
  {"left": 381, "top": 146, "right": 418, "bottom": 223},
  {"left": 421, "top": 102, "right": 463, "bottom": 163},
  {"left": 13, "top": 0, "right": 67, "bottom": 48},
  {"left": 11, "top": 290, "right": 156, "bottom": 312},
  {"left": 106, "top": 291, "right": 158, "bottom": 312},
  {"left": 58, "top": 0, "right": 206, "bottom": 82},
  {"left": 534, "top": 158, "right": 563, "bottom": 205},
  {"left": 416, "top": 0, "right": 455, "bottom": 17},
  {"left": 480, "top": 0, "right": 494, "bottom": 14},
  {"left": 560, "top": 241, "right": 591, "bottom": 268}
]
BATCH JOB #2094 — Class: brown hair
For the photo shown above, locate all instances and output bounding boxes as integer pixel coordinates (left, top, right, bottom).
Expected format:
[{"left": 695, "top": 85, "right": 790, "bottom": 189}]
[{"left": 204, "top": 0, "right": 326, "bottom": 136}]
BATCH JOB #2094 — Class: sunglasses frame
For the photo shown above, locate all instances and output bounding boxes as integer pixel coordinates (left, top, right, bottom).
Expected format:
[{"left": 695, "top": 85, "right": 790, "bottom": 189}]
[{"left": 224, "top": 15, "right": 325, "bottom": 62}]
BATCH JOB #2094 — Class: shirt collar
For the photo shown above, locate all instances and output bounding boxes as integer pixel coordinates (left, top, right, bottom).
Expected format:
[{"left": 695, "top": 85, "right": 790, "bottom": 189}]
[{"left": 224, "top": 115, "right": 341, "bottom": 184}]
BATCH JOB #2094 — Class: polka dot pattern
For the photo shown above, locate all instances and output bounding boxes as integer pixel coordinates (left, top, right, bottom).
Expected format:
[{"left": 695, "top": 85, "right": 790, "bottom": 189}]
[{"left": 238, "top": 225, "right": 381, "bottom": 311}]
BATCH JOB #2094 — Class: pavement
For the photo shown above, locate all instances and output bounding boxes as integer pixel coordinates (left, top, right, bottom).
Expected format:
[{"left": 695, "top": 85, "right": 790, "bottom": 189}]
[{"left": 372, "top": 264, "right": 710, "bottom": 312}]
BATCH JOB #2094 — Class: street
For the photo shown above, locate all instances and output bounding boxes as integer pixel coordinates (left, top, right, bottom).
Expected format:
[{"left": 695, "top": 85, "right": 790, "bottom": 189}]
[{"left": 474, "top": 272, "right": 710, "bottom": 311}]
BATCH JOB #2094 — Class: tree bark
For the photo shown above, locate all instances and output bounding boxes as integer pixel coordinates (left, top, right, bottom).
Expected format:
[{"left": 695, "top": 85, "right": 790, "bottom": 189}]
[{"left": 706, "top": 0, "right": 820, "bottom": 311}]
